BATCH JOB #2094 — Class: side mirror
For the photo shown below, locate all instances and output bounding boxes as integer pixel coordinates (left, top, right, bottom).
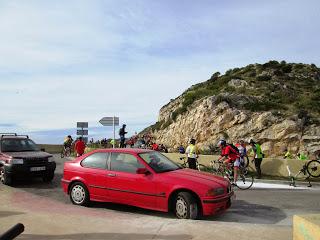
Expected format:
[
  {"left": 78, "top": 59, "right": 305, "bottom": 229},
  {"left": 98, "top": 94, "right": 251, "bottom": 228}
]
[
  {"left": 40, "top": 148, "right": 45, "bottom": 152},
  {"left": 136, "top": 168, "right": 150, "bottom": 175}
]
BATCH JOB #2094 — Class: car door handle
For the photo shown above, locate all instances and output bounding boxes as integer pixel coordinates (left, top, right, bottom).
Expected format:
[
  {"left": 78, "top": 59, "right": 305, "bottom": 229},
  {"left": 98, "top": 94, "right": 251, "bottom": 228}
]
[{"left": 107, "top": 173, "right": 116, "bottom": 177}]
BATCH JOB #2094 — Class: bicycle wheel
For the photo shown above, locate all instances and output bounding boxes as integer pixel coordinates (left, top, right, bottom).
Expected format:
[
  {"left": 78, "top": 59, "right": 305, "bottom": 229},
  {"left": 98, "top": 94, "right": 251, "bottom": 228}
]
[
  {"left": 307, "top": 160, "right": 320, "bottom": 178},
  {"left": 235, "top": 171, "right": 254, "bottom": 190},
  {"left": 60, "top": 150, "right": 65, "bottom": 158}
]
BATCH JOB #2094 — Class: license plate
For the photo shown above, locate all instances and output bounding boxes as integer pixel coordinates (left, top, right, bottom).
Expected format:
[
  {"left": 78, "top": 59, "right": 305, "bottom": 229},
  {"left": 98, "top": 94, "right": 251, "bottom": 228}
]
[{"left": 30, "top": 166, "right": 46, "bottom": 172}]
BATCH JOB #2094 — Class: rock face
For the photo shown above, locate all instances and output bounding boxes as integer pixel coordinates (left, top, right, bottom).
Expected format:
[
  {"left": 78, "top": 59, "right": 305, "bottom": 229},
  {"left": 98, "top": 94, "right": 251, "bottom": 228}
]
[
  {"left": 145, "top": 61, "right": 320, "bottom": 157},
  {"left": 149, "top": 94, "right": 320, "bottom": 157}
]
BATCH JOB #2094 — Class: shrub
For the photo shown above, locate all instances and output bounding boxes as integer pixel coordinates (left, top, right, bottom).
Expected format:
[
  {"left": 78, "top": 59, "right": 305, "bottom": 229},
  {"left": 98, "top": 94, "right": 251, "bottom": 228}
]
[{"left": 256, "top": 75, "right": 271, "bottom": 81}]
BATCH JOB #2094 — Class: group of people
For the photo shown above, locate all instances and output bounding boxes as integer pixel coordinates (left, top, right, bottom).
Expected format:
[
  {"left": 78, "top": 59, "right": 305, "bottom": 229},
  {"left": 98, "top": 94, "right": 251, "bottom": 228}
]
[
  {"left": 182, "top": 138, "right": 264, "bottom": 183},
  {"left": 63, "top": 135, "right": 86, "bottom": 157}
]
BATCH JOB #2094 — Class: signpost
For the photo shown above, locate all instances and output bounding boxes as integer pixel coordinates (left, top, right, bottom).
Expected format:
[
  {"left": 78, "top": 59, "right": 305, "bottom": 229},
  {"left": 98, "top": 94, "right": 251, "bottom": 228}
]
[
  {"left": 76, "top": 122, "right": 88, "bottom": 143},
  {"left": 99, "top": 117, "right": 119, "bottom": 148}
]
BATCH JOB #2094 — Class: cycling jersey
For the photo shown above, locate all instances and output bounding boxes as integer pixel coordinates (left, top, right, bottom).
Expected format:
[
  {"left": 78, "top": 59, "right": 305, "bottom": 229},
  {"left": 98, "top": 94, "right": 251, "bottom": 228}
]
[{"left": 221, "top": 145, "right": 239, "bottom": 161}]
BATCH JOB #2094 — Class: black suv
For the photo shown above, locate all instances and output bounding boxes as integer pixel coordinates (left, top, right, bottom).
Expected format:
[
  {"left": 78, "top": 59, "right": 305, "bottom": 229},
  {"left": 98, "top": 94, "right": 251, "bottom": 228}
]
[{"left": 0, "top": 133, "right": 56, "bottom": 185}]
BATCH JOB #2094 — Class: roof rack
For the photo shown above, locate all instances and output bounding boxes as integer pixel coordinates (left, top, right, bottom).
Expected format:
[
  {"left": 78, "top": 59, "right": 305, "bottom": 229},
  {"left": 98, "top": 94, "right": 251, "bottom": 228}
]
[{"left": 0, "top": 133, "right": 29, "bottom": 139}]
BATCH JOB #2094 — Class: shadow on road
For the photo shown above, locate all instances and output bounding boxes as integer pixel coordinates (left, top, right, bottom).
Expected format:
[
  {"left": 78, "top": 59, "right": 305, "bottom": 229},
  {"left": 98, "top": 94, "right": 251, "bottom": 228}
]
[
  {"left": 19, "top": 232, "right": 192, "bottom": 240},
  {"left": 205, "top": 199, "right": 287, "bottom": 224}
]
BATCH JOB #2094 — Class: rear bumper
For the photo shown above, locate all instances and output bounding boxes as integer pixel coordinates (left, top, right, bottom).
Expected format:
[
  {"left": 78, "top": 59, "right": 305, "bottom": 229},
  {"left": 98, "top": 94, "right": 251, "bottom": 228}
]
[
  {"left": 202, "top": 192, "right": 234, "bottom": 216},
  {"left": 4, "top": 162, "right": 56, "bottom": 177}
]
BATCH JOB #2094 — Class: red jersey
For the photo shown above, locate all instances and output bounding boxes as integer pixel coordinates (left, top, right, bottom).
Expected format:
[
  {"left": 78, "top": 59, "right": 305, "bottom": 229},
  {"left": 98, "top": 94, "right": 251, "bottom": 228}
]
[
  {"left": 221, "top": 145, "right": 239, "bottom": 161},
  {"left": 152, "top": 143, "right": 159, "bottom": 151},
  {"left": 75, "top": 140, "right": 86, "bottom": 155}
]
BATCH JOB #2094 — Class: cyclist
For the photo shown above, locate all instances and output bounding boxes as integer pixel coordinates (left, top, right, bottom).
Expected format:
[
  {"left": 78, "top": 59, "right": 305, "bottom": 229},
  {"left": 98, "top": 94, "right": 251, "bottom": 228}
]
[
  {"left": 217, "top": 139, "right": 240, "bottom": 184},
  {"left": 185, "top": 138, "right": 198, "bottom": 170},
  {"left": 249, "top": 139, "right": 263, "bottom": 179},
  {"left": 63, "top": 135, "right": 73, "bottom": 153}
]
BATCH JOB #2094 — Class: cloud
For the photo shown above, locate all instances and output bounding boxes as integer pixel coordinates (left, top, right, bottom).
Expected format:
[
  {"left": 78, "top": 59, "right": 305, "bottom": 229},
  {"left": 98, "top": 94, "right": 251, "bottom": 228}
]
[{"left": 0, "top": 0, "right": 320, "bottom": 143}]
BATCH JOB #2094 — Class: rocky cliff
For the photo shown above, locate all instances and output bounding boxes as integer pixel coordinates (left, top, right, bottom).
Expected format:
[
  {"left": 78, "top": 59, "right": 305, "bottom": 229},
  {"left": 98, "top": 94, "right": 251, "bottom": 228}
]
[{"left": 145, "top": 61, "right": 320, "bottom": 157}]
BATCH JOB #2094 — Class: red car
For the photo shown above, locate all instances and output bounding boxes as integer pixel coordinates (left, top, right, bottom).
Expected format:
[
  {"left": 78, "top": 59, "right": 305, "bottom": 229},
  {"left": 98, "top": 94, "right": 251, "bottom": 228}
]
[{"left": 61, "top": 149, "right": 233, "bottom": 219}]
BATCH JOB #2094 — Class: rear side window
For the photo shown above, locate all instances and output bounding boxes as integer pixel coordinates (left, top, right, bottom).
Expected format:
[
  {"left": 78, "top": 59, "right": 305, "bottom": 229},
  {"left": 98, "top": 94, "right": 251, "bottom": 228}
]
[
  {"left": 110, "top": 153, "right": 144, "bottom": 173},
  {"left": 81, "top": 152, "right": 109, "bottom": 169}
]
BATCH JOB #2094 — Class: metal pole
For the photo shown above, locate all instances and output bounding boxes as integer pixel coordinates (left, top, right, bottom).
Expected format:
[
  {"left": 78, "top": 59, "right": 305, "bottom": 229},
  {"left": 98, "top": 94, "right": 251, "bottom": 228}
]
[{"left": 113, "top": 116, "right": 115, "bottom": 148}]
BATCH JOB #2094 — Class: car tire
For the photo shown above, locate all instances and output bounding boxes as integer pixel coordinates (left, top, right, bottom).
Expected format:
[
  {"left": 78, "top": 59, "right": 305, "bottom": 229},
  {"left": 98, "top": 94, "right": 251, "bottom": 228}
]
[
  {"left": 175, "top": 192, "right": 199, "bottom": 219},
  {"left": 69, "top": 182, "right": 90, "bottom": 206},
  {"left": 43, "top": 172, "right": 55, "bottom": 183},
  {"left": 0, "top": 167, "right": 13, "bottom": 186}
]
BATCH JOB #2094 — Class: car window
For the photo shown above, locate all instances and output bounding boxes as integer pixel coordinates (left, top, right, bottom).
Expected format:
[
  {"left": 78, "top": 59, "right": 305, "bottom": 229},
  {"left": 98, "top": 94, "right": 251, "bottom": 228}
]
[
  {"left": 1, "top": 139, "right": 39, "bottom": 152},
  {"left": 139, "top": 151, "right": 180, "bottom": 173},
  {"left": 81, "top": 152, "right": 109, "bottom": 169},
  {"left": 110, "top": 153, "right": 144, "bottom": 174}
]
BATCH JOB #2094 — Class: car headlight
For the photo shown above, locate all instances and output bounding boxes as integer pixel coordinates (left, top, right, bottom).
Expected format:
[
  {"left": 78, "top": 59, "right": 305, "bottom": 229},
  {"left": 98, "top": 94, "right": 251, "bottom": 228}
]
[
  {"left": 206, "top": 187, "right": 225, "bottom": 197},
  {"left": 12, "top": 158, "right": 24, "bottom": 164},
  {"left": 48, "top": 157, "right": 54, "bottom": 162}
]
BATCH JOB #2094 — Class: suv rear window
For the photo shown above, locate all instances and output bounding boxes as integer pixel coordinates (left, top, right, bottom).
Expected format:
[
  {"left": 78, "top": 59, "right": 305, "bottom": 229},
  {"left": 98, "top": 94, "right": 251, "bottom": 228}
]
[{"left": 1, "top": 139, "right": 39, "bottom": 152}]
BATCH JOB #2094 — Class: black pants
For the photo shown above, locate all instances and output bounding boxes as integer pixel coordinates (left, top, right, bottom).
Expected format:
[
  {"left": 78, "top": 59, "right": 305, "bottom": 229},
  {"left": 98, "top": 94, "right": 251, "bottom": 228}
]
[
  {"left": 254, "top": 158, "right": 263, "bottom": 178},
  {"left": 188, "top": 158, "right": 197, "bottom": 170}
]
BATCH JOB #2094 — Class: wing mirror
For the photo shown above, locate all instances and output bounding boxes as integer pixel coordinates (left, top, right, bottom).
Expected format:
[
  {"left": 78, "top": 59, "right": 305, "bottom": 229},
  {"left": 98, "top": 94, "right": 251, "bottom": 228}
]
[{"left": 136, "top": 168, "right": 150, "bottom": 175}]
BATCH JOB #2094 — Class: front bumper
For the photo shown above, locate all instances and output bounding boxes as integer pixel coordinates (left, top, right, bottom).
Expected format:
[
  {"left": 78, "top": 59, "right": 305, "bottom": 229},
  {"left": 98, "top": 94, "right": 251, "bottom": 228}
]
[
  {"left": 202, "top": 192, "right": 234, "bottom": 216},
  {"left": 4, "top": 162, "right": 56, "bottom": 177}
]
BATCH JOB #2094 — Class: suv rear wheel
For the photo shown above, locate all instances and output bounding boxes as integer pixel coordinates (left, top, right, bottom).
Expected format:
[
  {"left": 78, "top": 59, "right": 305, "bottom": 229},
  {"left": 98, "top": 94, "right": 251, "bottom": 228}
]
[
  {"left": 175, "top": 192, "right": 199, "bottom": 219},
  {"left": 0, "top": 167, "right": 13, "bottom": 186}
]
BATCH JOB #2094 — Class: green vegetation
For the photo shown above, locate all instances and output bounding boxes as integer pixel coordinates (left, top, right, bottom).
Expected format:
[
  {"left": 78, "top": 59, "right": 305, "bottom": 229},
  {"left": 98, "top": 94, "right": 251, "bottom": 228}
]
[{"left": 169, "top": 61, "right": 320, "bottom": 121}]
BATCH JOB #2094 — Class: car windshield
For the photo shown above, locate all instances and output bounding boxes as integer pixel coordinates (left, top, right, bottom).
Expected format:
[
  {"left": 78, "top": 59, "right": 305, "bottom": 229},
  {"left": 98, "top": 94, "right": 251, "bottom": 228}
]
[
  {"left": 139, "top": 151, "right": 181, "bottom": 173},
  {"left": 1, "top": 138, "right": 39, "bottom": 152}
]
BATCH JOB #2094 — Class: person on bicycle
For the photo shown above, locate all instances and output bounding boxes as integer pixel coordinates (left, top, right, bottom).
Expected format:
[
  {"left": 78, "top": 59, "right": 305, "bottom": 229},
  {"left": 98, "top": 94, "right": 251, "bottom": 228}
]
[
  {"left": 217, "top": 139, "right": 240, "bottom": 183},
  {"left": 185, "top": 138, "right": 198, "bottom": 170},
  {"left": 63, "top": 135, "right": 73, "bottom": 151}
]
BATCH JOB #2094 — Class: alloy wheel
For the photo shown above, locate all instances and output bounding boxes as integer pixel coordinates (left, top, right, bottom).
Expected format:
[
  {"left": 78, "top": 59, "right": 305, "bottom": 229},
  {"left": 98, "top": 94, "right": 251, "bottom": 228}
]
[
  {"left": 176, "top": 196, "right": 188, "bottom": 218},
  {"left": 71, "top": 185, "right": 86, "bottom": 204}
]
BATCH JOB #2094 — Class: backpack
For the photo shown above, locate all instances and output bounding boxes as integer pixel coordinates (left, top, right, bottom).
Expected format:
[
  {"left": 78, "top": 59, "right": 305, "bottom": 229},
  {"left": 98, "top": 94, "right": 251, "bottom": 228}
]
[{"left": 228, "top": 144, "right": 239, "bottom": 154}]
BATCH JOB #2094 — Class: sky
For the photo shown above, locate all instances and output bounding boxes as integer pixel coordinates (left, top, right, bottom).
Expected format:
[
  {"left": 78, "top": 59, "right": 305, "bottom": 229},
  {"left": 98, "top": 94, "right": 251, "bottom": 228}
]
[{"left": 0, "top": 0, "right": 320, "bottom": 144}]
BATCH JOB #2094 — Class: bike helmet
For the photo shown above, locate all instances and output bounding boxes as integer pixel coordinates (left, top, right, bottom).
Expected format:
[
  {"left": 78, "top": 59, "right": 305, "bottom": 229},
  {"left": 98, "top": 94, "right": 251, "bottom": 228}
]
[
  {"left": 217, "top": 139, "right": 226, "bottom": 147},
  {"left": 67, "top": 135, "right": 72, "bottom": 138}
]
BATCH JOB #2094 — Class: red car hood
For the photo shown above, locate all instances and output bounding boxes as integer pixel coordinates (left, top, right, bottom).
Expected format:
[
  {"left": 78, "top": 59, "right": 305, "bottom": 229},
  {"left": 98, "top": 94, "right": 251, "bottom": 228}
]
[{"left": 164, "top": 168, "right": 229, "bottom": 188}]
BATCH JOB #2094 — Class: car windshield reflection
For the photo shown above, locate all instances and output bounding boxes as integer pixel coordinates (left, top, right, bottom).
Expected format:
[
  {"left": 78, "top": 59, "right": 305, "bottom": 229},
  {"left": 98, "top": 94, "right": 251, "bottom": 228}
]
[{"left": 139, "top": 151, "right": 181, "bottom": 173}]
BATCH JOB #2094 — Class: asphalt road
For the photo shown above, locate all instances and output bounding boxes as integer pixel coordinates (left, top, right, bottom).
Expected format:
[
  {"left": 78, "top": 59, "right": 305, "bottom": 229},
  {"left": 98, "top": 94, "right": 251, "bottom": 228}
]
[{"left": 1, "top": 154, "right": 320, "bottom": 240}]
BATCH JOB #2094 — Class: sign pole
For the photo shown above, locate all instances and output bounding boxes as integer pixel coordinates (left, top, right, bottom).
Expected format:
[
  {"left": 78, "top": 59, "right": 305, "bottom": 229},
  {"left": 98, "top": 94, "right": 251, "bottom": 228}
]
[{"left": 113, "top": 116, "right": 115, "bottom": 148}]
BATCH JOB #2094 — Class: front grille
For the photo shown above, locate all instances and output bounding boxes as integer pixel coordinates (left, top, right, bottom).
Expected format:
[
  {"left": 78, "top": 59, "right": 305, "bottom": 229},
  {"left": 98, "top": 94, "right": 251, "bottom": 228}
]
[{"left": 24, "top": 158, "right": 48, "bottom": 166}]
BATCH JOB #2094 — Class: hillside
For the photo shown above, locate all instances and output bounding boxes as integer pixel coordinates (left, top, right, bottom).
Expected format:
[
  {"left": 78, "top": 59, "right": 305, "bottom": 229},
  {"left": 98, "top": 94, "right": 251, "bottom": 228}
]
[{"left": 145, "top": 61, "right": 320, "bottom": 156}]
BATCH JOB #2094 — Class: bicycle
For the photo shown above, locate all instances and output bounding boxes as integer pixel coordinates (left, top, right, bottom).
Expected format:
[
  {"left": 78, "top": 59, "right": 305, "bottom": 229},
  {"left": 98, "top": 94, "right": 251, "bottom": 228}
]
[
  {"left": 61, "top": 145, "right": 72, "bottom": 158},
  {"left": 210, "top": 160, "right": 254, "bottom": 190},
  {"left": 287, "top": 159, "right": 320, "bottom": 187},
  {"left": 179, "top": 157, "right": 209, "bottom": 171}
]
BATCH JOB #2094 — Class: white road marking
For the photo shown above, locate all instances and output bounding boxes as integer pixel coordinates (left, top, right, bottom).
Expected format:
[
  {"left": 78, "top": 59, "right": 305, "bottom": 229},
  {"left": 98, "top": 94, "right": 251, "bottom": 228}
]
[{"left": 251, "top": 182, "right": 319, "bottom": 190}]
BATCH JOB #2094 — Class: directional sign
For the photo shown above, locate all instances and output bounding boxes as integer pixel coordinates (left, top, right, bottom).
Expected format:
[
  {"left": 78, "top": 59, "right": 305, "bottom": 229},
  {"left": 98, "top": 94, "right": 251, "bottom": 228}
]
[
  {"left": 77, "top": 129, "right": 88, "bottom": 136},
  {"left": 99, "top": 117, "right": 119, "bottom": 126},
  {"left": 77, "top": 122, "right": 88, "bottom": 128}
]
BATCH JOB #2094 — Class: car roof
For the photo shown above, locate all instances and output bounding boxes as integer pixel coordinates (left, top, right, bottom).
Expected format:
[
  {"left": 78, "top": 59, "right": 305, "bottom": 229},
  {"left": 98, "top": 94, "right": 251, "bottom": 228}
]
[{"left": 93, "top": 148, "right": 153, "bottom": 154}]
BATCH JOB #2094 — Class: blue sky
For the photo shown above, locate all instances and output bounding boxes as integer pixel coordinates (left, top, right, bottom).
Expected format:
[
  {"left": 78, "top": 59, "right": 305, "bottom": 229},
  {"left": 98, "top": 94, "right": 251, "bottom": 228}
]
[{"left": 0, "top": 0, "right": 320, "bottom": 144}]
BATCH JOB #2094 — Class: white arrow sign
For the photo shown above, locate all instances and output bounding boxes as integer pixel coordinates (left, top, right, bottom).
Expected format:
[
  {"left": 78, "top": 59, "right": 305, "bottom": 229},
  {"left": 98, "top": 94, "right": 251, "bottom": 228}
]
[
  {"left": 99, "top": 117, "right": 119, "bottom": 126},
  {"left": 99, "top": 116, "right": 120, "bottom": 148}
]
